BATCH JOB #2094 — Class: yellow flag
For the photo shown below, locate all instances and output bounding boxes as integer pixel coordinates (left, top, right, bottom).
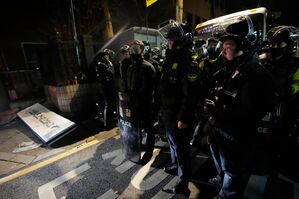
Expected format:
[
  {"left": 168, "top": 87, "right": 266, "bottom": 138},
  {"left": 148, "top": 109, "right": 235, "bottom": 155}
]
[{"left": 146, "top": 0, "right": 158, "bottom": 7}]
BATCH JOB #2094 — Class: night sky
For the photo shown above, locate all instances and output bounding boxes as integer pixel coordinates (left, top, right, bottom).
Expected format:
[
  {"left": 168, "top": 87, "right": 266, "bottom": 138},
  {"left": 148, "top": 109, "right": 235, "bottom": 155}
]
[
  {"left": 0, "top": 0, "right": 299, "bottom": 41},
  {"left": 0, "top": 1, "right": 49, "bottom": 39}
]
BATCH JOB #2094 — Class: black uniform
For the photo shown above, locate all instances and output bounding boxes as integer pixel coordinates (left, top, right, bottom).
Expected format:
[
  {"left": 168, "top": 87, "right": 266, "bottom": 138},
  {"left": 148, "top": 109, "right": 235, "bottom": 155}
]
[
  {"left": 119, "top": 55, "right": 156, "bottom": 164},
  {"left": 89, "top": 51, "right": 116, "bottom": 129},
  {"left": 211, "top": 55, "right": 275, "bottom": 150},
  {"left": 115, "top": 57, "right": 131, "bottom": 92},
  {"left": 190, "top": 54, "right": 223, "bottom": 145},
  {"left": 265, "top": 25, "right": 299, "bottom": 180},
  {"left": 208, "top": 53, "right": 275, "bottom": 199},
  {"left": 160, "top": 49, "right": 201, "bottom": 179},
  {"left": 94, "top": 59, "right": 116, "bottom": 128},
  {"left": 145, "top": 56, "right": 162, "bottom": 122},
  {"left": 265, "top": 55, "right": 299, "bottom": 178},
  {"left": 265, "top": 56, "right": 299, "bottom": 135},
  {"left": 126, "top": 59, "right": 156, "bottom": 122}
]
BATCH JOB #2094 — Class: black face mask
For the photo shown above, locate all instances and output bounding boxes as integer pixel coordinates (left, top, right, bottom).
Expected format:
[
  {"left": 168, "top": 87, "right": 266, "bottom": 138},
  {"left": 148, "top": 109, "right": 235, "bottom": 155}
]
[
  {"left": 208, "top": 48, "right": 217, "bottom": 58},
  {"left": 270, "top": 47, "right": 286, "bottom": 60},
  {"left": 131, "top": 54, "right": 143, "bottom": 64}
]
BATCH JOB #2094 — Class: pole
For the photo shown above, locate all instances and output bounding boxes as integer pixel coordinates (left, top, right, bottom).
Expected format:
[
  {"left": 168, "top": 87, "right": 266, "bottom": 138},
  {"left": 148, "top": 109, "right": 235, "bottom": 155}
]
[
  {"left": 70, "top": 0, "right": 81, "bottom": 67},
  {"left": 176, "top": 0, "right": 183, "bottom": 23},
  {"left": 102, "top": 0, "right": 114, "bottom": 40},
  {"left": 146, "top": 7, "right": 150, "bottom": 41}
]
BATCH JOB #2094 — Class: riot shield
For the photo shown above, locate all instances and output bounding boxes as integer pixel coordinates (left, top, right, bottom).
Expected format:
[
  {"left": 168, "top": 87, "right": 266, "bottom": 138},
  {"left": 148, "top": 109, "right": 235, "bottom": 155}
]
[{"left": 118, "top": 92, "right": 141, "bottom": 163}]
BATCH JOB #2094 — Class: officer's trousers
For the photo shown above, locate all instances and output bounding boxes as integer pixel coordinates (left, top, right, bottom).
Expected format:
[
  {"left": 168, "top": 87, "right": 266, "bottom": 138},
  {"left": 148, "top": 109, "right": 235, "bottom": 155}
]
[
  {"left": 165, "top": 125, "right": 191, "bottom": 180},
  {"left": 140, "top": 120, "right": 155, "bottom": 153},
  {"left": 210, "top": 143, "right": 250, "bottom": 199},
  {"left": 103, "top": 87, "right": 116, "bottom": 127}
]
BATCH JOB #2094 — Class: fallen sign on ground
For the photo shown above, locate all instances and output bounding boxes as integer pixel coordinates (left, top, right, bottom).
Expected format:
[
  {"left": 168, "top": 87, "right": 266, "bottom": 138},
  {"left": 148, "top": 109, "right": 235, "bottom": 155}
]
[{"left": 17, "top": 103, "right": 77, "bottom": 145}]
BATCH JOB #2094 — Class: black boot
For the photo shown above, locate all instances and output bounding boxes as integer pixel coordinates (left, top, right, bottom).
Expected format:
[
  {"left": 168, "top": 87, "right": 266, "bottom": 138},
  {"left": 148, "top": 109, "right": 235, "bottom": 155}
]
[
  {"left": 208, "top": 177, "right": 222, "bottom": 188},
  {"left": 163, "top": 163, "right": 178, "bottom": 175},
  {"left": 172, "top": 179, "right": 190, "bottom": 197},
  {"left": 140, "top": 151, "right": 153, "bottom": 165}
]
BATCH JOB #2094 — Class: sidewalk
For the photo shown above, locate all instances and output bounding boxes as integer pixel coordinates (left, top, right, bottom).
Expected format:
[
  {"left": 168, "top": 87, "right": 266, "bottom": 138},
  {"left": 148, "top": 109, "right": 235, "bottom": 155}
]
[{"left": 0, "top": 102, "right": 110, "bottom": 178}]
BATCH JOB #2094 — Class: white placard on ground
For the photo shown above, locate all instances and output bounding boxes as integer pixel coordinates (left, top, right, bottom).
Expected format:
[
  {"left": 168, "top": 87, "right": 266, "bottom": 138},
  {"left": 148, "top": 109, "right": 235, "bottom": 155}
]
[{"left": 17, "top": 103, "right": 76, "bottom": 144}]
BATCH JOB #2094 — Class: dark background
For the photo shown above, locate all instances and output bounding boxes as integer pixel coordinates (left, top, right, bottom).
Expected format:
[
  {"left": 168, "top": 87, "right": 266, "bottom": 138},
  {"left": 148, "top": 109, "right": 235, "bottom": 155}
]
[{"left": 0, "top": 0, "right": 298, "bottom": 41}]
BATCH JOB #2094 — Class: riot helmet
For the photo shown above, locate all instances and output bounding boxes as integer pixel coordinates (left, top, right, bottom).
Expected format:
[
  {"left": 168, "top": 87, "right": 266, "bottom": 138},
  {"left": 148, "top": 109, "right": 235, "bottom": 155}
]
[
  {"left": 120, "top": 45, "right": 130, "bottom": 54},
  {"left": 267, "top": 26, "right": 297, "bottom": 60},
  {"left": 119, "top": 44, "right": 130, "bottom": 59},
  {"left": 194, "top": 39, "right": 207, "bottom": 59},
  {"left": 103, "top": 48, "right": 115, "bottom": 61},
  {"left": 207, "top": 37, "right": 219, "bottom": 45},
  {"left": 151, "top": 47, "right": 160, "bottom": 56},
  {"left": 218, "top": 16, "right": 256, "bottom": 61},
  {"left": 129, "top": 40, "right": 144, "bottom": 63},
  {"left": 162, "top": 22, "right": 193, "bottom": 50},
  {"left": 219, "top": 15, "right": 256, "bottom": 50},
  {"left": 95, "top": 51, "right": 109, "bottom": 63},
  {"left": 207, "top": 37, "right": 220, "bottom": 58},
  {"left": 151, "top": 47, "right": 161, "bottom": 59},
  {"left": 194, "top": 39, "right": 206, "bottom": 50}
]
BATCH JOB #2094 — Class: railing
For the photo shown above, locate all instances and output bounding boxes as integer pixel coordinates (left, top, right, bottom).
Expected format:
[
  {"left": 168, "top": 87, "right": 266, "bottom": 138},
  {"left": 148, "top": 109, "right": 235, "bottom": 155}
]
[{"left": 1, "top": 69, "right": 44, "bottom": 101}]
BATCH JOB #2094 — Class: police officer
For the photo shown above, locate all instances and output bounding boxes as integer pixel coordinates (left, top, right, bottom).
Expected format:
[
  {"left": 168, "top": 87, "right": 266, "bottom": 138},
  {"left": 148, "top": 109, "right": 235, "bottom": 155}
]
[
  {"left": 103, "top": 48, "right": 115, "bottom": 63},
  {"left": 192, "top": 39, "right": 207, "bottom": 63},
  {"left": 126, "top": 40, "right": 156, "bottom": 164},
  {"left": 160, "top": 23, "right": 201, "bottom": 196},
  {"left": 151, "top": 47, "right": 163, "bottom": 67},
  {"left": 266, "top": 26, "right": 299, "bottom": 175},
  {"left": 115, "top": 45, "right": 131, "bottom": 92},
  {"left": 90, "top": 49, "right": 116, "bottom": 129},
  {"left": 207, "top": 37, "right": 221, "bottom": 60},
  {"left": 143, "top": 46, "right": 163, "bottom": 123},
  {"left": 190, "top": 38, "right": 222, "bottom": 147},
  {"left": 266, "top": 26, "right": 299, "bottom": 115},
  {"left": 206, "top": 16, "right": 275, "bottom": 199},
  {"left": 199, "top": 37, "right": 222, "bottom": 78}
]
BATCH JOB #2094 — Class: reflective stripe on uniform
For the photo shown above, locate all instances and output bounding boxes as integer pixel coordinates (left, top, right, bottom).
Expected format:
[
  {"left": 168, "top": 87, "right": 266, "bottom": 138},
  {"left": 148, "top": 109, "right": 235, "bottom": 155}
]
[
  {"left": 209, "top": 57, "right": 218, "bottom": 64},
  {"left": 291, "top": 68, "right": 299, "bottom": 94},
  {"left": 172, "top": 63, "right": 178, "bottom": 70},
  {"left": 199, "top": 61, "right": 205, "bottom": 70}
]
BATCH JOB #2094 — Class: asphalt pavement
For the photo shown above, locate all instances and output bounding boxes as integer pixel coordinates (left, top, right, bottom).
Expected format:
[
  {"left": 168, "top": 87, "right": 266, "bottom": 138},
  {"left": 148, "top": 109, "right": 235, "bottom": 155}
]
[{"left": 1, "top": 129, "right": 298, "bottom": 199}]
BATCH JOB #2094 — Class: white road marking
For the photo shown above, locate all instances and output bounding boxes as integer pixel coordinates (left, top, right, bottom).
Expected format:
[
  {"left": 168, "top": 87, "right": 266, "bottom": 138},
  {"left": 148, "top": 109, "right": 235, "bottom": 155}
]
[
  {"left": 97, "top": 189, "right": 118, "bottom": 199},
  {"left": 38, "top": 163, "right": 91, "bottom": 199},
  {"left": 131, "top": 149, "right": 169, "bottom": 191},
  {"left": 131, "top": 168, "right": 169, "bottom": 191},
  {"left": 151, "top": 176, "right": 180, "bottom": 199},
  {"left": 102, "top": 149, "right": 126, "bottom": 166},
  {"left": 115, "top": 160, "right": 135, "bottom": 173}
]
